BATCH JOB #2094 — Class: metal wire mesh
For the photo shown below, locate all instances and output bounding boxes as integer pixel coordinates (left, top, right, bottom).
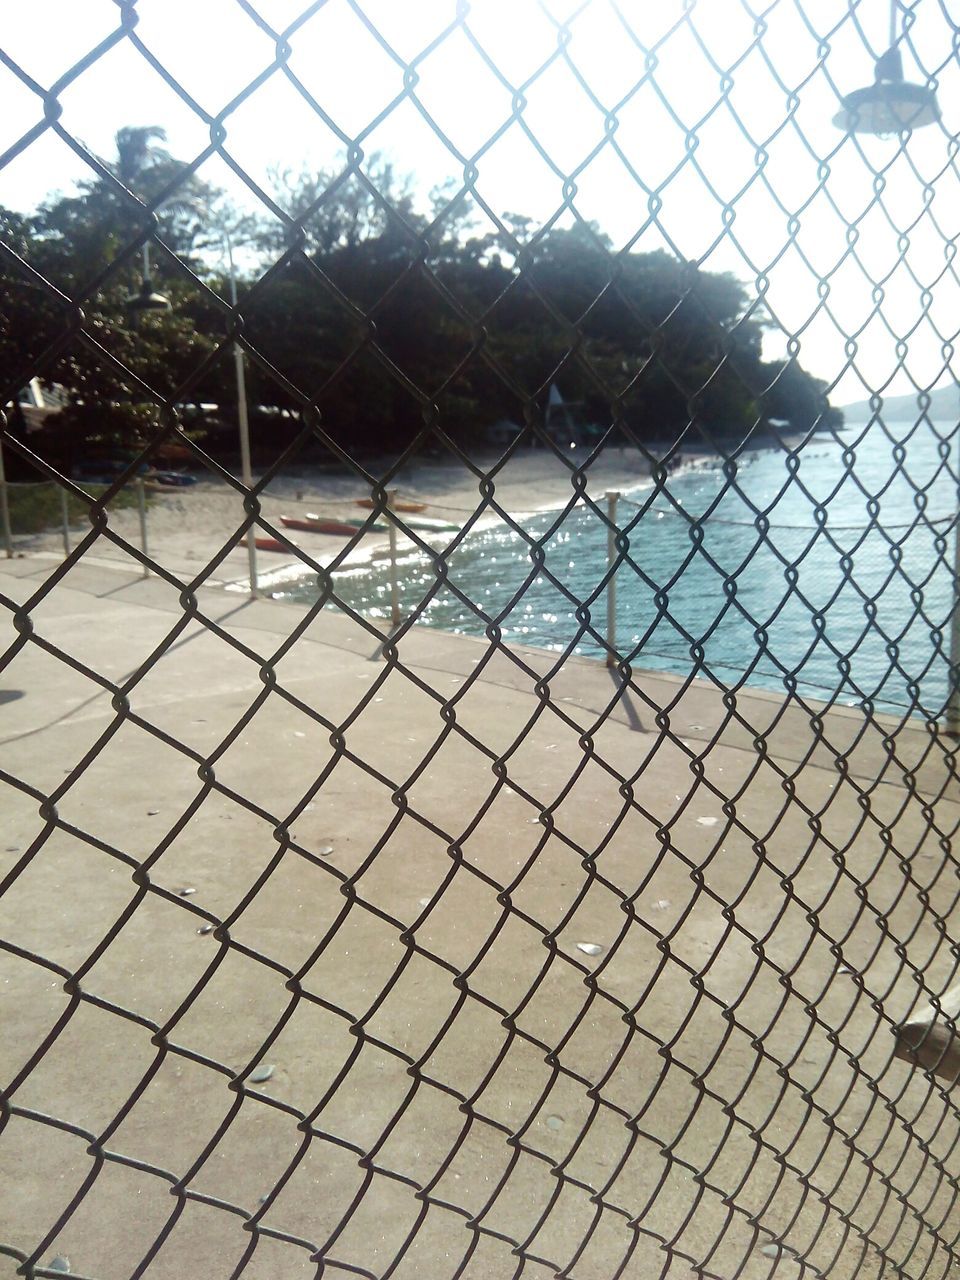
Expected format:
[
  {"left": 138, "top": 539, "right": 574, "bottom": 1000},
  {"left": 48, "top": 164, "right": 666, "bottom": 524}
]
[{"left": 2, "top": 2, "right": 960, "bottom": 1278}]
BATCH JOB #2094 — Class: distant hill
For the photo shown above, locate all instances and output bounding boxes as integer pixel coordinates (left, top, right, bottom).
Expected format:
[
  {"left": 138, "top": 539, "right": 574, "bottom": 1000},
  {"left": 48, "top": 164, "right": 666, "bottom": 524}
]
[{"left": 840, "top": 384, "right": 958, "bottom": 421}]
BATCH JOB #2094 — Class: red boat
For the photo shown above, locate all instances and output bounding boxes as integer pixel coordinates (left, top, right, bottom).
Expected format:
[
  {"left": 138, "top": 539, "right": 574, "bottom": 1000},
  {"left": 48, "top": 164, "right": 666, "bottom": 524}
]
[{"left": 242, "top": 536, "right": 291, "bottom": 553}]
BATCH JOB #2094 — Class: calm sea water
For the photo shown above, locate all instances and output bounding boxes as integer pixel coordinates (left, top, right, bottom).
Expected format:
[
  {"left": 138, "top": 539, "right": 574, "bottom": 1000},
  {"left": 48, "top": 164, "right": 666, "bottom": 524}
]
[{"left": 277, "top": 420, "right": 959, "bottom": 718}]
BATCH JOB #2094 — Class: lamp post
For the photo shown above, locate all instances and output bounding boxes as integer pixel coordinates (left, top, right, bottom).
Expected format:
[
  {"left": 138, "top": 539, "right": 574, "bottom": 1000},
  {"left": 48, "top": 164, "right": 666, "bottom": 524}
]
[
  {"left": 221, "top": 223, "right": 258, "bottom": 598},
  {"left": 124, "top": 242, "right": 170, "bottom": 319},
  {"left": 125, "top": 212, "right": 258, "bottom": 597},
  {"left": 832, "top": 0, "right": 954, "bottom": 734}
]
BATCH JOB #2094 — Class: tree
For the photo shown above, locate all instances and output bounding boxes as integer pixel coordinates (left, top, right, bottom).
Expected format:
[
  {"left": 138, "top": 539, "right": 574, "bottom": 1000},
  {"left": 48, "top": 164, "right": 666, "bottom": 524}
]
[
  {"left": 0, "top": 133, "right": 840, "bottom": 467},
  {"left": 760, "top": 360, "right": 842, "bottom": 432},
  {"left": 0, "top": 127, "right": 225, "bottom": 473}
]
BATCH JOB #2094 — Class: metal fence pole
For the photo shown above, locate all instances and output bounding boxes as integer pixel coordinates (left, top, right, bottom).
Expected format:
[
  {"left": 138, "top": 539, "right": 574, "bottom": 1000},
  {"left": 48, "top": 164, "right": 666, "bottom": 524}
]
[
  {"left": 0, "top": 438, "right": 12, "bottom": 558},
  {"left": 946, "top": 518, "right": 960, "bottom": 736},
  {"left": 137, "top": 477, "right": 150, "bottom": 578},
  {"left": 388, "top": 488, "right": 401, "bottom": 632},
  {"left": 606, "top": 490, "right": 620, "bottom": 669},
  {"left": 236, "top": 343, "right": 258, "bottom": 598},
  {"left": 60, "top": 485, "right": 70, "bottom": 557},
  {"left": 226, "top": 233, "right": 258, "bottom": 599}
]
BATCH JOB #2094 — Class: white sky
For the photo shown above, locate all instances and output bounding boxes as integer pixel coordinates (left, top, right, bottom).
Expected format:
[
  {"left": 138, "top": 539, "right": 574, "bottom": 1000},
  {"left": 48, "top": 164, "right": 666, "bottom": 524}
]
[{"left": 2, "top": 0, "right": 959, "bottom": 407}]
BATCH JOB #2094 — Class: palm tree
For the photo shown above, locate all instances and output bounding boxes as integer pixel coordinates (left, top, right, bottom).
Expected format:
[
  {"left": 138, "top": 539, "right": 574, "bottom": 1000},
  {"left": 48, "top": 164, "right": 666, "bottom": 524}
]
[
  {"left": 111, "top": 125, "right": 173, "bottom": 195},
  {"left": 92, "top": 126, "right": 218, "bottom": 273}
]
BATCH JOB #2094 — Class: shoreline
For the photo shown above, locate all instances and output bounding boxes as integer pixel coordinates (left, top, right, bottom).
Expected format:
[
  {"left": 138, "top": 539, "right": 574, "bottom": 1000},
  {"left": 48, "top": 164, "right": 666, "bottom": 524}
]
[{"left": 16, "top": 442, "right": 671, "bottom": 591}]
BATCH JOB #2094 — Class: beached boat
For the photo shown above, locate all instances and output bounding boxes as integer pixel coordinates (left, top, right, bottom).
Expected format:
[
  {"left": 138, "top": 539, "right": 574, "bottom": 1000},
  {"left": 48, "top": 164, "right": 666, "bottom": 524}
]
[
  {"left": 279, "top": 514, "right": 386, "bottom": 535},
  {"left": 143, "top": 473, "right": 199, "bottom": 493},
  {"left": 147, "top": 470, "right": 198, "bottom": 487},
  {"left": 355, "top": 497, "right": 427, "bottom": 514},
  {"left": 397, "top": 515, "right": 460, "bottom": 533},
  {"left": 279, "top": 512, "right": 458, "bottom": 536},
  {"left": 242, "top": 536, "right": 290, "bottom": 553}
]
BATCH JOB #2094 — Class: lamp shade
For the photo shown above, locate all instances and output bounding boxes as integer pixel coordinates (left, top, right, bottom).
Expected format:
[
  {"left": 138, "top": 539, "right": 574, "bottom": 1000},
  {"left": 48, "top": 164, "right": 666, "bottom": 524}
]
[
  {"left": 124, "top": 278, "right": 171, "bottom": 314},
  {"left": 834, "top": 45, "right": 940, "bottom": 134}
]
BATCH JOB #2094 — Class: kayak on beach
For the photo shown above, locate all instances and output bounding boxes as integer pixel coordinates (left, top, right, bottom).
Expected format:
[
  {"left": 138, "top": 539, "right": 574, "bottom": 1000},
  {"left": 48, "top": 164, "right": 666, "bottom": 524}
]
[
  {"left": 278, "top": 512, "right": 459, "bottom": 534},
  {"left": 242, "top": 536, "right": 291, "bottom": 553},
  {"left": 396, "top": 515, "right": 460, "bottom": 533},
  {"left": 279, "top": 514, "right": 387, "bottom": 534},
  {"left": 355, "top": 497, "right": 427, "bottom": 514}
]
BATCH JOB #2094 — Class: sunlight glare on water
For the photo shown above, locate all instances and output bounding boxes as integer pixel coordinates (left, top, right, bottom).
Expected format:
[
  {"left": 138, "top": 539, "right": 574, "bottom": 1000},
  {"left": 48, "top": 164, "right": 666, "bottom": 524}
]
[{"left": 276, "top": 420, "right": 959, "bottom": 719}]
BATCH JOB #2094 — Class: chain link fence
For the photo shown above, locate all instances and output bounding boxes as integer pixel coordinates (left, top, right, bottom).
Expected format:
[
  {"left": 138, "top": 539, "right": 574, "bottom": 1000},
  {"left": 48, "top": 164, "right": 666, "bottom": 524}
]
[{"left": 2, "top": 2, "right": 960, "bottom": 1278}]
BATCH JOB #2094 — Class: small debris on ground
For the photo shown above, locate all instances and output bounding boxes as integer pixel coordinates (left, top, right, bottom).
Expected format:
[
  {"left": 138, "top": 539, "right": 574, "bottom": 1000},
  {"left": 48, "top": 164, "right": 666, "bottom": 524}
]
[
  {"left": 545, "top": 1115, "right": 564, "bottom": 1130},
  {"left": 48, "top": 1259, "right": 70, "bottom": 1274},
  {"left": 249, "top": 1063, "right": 275, "bottom": 1084},
  {"left": 697, "top": 816, "right": 718, "bottom": 826},
  {"left": 197, "top": 924, "right": 214, "bottom": 935},
  {"left": 177, "top": 887, "right": 196, "bottom": 897},
  {"left": 759, "top": 1242, "right": 797, "bottom": 1259},
  {"left": 576, "top": 942, "right": 605, "bottom": 957}
]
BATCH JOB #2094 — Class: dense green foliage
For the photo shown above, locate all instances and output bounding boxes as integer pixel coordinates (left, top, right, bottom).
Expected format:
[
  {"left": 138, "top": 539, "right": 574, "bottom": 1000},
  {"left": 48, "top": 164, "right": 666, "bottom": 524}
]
[
  {"left": 0, "top": 128, "right": 841, "bottom": 473},
  {"left": 5, "top": 481, "right": 142, "bottom": 535}
]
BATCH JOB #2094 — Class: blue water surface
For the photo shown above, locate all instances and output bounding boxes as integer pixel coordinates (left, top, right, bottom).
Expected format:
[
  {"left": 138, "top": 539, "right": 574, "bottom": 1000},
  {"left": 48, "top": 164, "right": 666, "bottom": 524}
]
[{"left": 279, "top": 419, "right": 960, "bottom": 718}]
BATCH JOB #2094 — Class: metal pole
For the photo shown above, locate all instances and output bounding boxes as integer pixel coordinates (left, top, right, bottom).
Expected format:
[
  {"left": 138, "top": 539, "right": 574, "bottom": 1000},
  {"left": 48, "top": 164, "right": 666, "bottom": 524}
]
[
  {"left": 226, "top": 230, "right": 257, "bottom": 598},
  {"left": 388, "top": 489, "right": 401, "bottom": 631},
  {"left": 60, "top": 485, "right": 70, "bottom": 557},
  {"left": 0, "top": 437, "right": 13, "bottom": 558},
  {"left": 137, "top": 477, "right": 149, "bottom": 577},
  {"left": 946, "top": 519, "right": 960, "bottom": 736},
  {"left": 606, "top": 491, "right": 620, "bottom": 669}
]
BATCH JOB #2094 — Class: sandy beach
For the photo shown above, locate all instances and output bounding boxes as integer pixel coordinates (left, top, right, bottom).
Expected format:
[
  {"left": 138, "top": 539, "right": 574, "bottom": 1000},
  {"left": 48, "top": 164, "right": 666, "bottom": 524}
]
[{"left": 13, "top": 444, "right": 662, "bottom": 592}]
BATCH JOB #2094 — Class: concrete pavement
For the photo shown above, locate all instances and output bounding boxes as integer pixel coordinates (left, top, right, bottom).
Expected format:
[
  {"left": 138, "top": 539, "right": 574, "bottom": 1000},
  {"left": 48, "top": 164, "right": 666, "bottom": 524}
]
[{"left": 1, "top": 552, "right": 958, "bottom": 1280}]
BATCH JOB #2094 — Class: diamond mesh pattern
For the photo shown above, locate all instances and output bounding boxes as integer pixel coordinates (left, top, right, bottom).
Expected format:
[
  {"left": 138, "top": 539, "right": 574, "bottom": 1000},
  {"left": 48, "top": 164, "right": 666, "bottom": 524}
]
[{"left": 2, "top": 3, "right": 960, "bottom": 1279}]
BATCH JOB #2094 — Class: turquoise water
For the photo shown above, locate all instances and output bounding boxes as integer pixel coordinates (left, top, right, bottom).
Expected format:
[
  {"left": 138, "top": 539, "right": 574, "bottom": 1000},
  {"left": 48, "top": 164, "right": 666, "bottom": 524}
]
[{"left": 278, "top": 420, "right": 959, "bottom": 718}]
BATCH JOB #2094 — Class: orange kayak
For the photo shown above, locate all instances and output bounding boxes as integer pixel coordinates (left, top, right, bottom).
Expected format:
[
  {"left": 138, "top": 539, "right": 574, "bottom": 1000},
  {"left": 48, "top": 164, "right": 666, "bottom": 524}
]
[
  {"left": 355, "top": 497, "right": 427, "bottom": 514},
  {"left": 279, "top": 514, "right": 386, "bottom": 534}
]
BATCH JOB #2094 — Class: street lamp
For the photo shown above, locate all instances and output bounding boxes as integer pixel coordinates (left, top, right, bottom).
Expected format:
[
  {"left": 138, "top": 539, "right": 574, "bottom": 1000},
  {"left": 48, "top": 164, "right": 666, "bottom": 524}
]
[
  {"left": 833, "top": 0, "right": 940, "bottom": 134},
  {"left": 124, "top": 210, "right": 258, "bottom": 598},
  {"left": 219, "top": 219, "right": 258, "bottom": 599},
  {"left": 124, "top": 242, "right": 170, "bottom": 317},
  {"left": 833, "top": 2, "right": 953, "bottom": 733}
]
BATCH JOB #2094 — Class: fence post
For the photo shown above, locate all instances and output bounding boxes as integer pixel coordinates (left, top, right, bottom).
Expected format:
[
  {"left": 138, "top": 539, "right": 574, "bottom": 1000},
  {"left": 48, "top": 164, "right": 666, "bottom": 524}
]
[
  {"left": 606, "top": 491, "right": 620, "bottom": 669},
  {"left": 225, "top": 235, "right": 258, "bottom": 600},
  {"left": 137, "top": 477, "right": 150, "bottom": 578},
  {"left": 60, "top": 485, "right": 70, "bottom": 557},
  {"left": 0, "top": 438, "right": 12, "bottom": 558},
  {"left": 388, "top": 489, "right": 401, "bottom": 632},
  {"left": 947, "top": 519, "right": 960, "bottom": 736}
]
